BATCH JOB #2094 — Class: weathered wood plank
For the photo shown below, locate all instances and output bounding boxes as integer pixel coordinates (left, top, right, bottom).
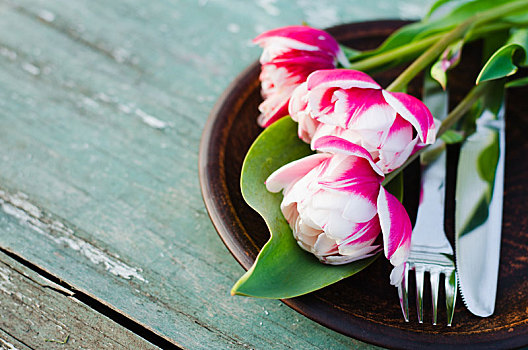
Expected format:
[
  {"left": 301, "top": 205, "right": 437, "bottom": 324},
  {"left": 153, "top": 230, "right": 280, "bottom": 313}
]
[
  {"left": 0, "top": 0, "right": 431, "bottom": 348},
  {"left": 0, "top": 250, "right": 159, "bottom": 350},
  {"left": 0, "top": 328, "right": 29, "bottom": 350}
]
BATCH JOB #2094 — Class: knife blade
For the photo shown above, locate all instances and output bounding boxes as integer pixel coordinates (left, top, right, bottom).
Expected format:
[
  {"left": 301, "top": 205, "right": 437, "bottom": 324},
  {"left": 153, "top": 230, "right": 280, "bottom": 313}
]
[{"left": 455, "top": 100, "right": 505, "bottom": 317}]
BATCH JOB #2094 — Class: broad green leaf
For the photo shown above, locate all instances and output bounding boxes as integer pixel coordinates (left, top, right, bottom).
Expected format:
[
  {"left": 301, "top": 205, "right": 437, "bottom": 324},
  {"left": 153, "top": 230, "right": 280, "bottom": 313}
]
[
  {"left": 505, "top": 75, "right": 528, "bottom": 87},
  {"left": 232, "top": 117, "right": 378, "bottom": 299},
  {"left": 476, "top": 28, "right": 528, "bottom": 84}
]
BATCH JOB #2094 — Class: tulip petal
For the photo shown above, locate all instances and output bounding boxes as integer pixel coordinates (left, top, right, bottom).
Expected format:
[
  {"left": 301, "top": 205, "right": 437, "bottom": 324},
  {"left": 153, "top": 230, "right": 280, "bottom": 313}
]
[
  {"left": 257, "top": 99, "right": 290, "bottom": 127},
  {"left": 313, "top": 136, "right": 384, "bottom": 177},
  {"left": 376, "top": 115, "right": 417, "bottom": 172},
  {"left": 341, "top": 190, "right": 379, "bottom": 222},
  {"left": 310, "top": 87, "right": 391, "bottom": 130},
  {"left": 321, "top": 245, "right": 381, "bottom": 265},
  {"left": 382, "top": 90, "right": 435, "bottom": 144},
  {"left": 389, "top": 262, "right": 406, "bottom": 286},
  {"left": 307, "top": 69, "right": 381, "bottom": 91},
  {"left": 377, "top": 187, "right": 412, "bottom": 266},
  {"left": 253, "top": 26, "right": 340, "bottom": 55},
  {"left": 378, "top": 136, "right": 418, "bottom": 173},
  {"left": 313, "top": 233, "right": 339, "bottom": 256},
  {"left": 338, "top": 216, "right": 381, "bottom": 246},
  {"left": 266, "top": 153, "right": 330, "bottom": 192}
]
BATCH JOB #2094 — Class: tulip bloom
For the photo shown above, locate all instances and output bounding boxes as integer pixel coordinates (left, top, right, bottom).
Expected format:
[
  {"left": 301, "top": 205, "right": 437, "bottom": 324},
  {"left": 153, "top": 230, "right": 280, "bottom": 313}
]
[
  {"left": 289, "top": 69, "right": 436, "bottom": 173},
  {"left": 265, "top": 136, "right": 412, "bottom": 268},
  {"left": 253, "top": 26, "right": 348, "bottom": 128}
]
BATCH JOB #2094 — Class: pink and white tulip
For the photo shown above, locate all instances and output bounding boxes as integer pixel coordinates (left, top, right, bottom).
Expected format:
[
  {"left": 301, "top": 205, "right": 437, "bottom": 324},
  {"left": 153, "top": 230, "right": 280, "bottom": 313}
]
[
  {"left": 289, "top": 69, "right": 436, "bottom": 173},
  {"left": 265, "top": 136, "right": 412, "bottom": 268},
  {"left": 253, "top": 26, "right": 348, "bottom": 128}
]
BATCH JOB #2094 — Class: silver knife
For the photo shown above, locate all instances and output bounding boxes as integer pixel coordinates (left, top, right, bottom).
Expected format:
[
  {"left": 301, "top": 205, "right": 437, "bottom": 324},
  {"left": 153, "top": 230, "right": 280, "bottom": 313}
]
[{"left": 455, "top": 101, "right": 505, "bottom": 317}]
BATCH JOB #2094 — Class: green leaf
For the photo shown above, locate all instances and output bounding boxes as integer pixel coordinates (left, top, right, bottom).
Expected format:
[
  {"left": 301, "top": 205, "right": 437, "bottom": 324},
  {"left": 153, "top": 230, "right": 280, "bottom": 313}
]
[
  {"left": 350, "top": 0, "right": 521, "bottom": 64},
  {"left": 232, "top": 117, "right": 378, "bottom": 299},
  {"left": 340, "top": 44, "right": 361, "bottom": 62},
  {"left": 424, "top": 0, "right": 459, "bottom": 20},
  {"left": 505, "top": 75, "right": 528, "bottom": 88},
  {"left": 476, "top": 28, "right": 528, "bottom": 84},
  {"left": 441, "top": 130, "right": 465, "bottom": 144}
]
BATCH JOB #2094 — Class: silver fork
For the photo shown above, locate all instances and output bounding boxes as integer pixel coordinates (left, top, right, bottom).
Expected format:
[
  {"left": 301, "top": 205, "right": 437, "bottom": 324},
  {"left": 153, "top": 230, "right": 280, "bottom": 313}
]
[{"left": 398, "top": 143, "right": 458, "bottom": 326}]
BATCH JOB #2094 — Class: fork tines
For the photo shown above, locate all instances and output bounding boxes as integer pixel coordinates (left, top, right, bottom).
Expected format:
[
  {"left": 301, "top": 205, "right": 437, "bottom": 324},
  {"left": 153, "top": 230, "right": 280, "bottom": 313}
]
[{"left": 398, "top": 261, "right": 457, "bottom": 326}]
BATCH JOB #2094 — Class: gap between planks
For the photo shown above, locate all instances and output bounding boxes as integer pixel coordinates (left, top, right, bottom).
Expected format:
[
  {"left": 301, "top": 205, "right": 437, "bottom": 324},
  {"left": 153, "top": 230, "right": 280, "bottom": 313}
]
[{"left": 0, "top": 246, "right": 183, "bottom": 350}]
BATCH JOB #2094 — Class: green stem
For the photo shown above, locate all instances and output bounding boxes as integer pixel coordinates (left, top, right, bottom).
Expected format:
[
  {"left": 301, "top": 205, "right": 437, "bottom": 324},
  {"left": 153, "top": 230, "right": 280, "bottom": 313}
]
[
  {"left": 386, "top": 19, "right": 473, "bottom": 92},
  {"left": 349, "top": 34, "right": 440, "bottom": 72},
  {"left": 348, "top": 21, "right": 523, "bottom": 73},
  {"left": 382, "top": 82, "right": 491, "bottom": 186},
  {"left": 385, "top": 0, "right": 528, "bottom": 92}
]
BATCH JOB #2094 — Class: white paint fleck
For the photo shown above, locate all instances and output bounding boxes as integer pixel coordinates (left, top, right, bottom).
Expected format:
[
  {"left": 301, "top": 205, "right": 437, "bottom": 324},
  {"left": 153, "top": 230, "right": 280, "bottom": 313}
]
[
  {"left": 0, "top": 266, "right": 14, "bottom": 295},
  {"left": 0, "top": 47, "right": 17, "bottom": 60},
  {"left": 38, "top": 9, "right": 56, "bottom": 23},
  {"left": 256, "top": 0, "right": 280, "bottom": 16},
  {"left": 0, "top": 338, "right": 19, "bottom": 350},
  {"left": 264, "top": 310, "right": 269, "bottom": 315},
  {"left": 96, "top": 92, "right": 112, "bottom": 103},
  {"left": 0, "top": 191, "right": 147, "bottom": 282},
  {"left": 4, "top": 192, "right": 42, "bottom": 218},
  {"left": 112, "top": 48, "right": 130, "bottom": 63},
  {"left": 82, "top": 97, "right": 99, "bottom": 108},
  {"left": 15, "top": 292, "right": 32, "bottom": 302},
  {"left": 118, "top": 104, "right": 132, "bottom": 114},
  {"left": 227, "top": 23, "right": 240, "bottom": 33},
  {"left": 135, "top": 109, "right": 168, "bottom": 130},
  {"left": 22, "top": 63, "right": 40, "bottom": 76}
]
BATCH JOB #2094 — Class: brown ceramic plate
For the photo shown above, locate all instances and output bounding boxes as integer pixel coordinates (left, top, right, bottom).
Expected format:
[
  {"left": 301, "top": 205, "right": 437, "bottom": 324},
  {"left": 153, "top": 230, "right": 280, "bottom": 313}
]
[{"left": 199, "top": 20, "right": 528, "bottom": 349}]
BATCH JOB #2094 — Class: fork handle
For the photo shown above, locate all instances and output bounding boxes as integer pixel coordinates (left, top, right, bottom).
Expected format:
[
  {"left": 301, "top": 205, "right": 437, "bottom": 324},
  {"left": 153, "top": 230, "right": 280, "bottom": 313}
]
[{"left": 411, "top": 144, "right": 452, "bottom": 252}]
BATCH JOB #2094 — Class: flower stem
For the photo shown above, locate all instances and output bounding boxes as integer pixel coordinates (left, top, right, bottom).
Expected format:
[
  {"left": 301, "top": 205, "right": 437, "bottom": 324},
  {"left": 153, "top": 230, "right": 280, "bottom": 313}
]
[
  {"left": 381, "top": 82, "right": 491, "bottom": 186},
  {"left": 348, "top": 21, "right": 523, "bottom": 73},
  {"left": 386, "top": 19, "right": 473, "bottom": 92},
  {"left": 385, "top": 0, "right": 528, "bottom": 92}
]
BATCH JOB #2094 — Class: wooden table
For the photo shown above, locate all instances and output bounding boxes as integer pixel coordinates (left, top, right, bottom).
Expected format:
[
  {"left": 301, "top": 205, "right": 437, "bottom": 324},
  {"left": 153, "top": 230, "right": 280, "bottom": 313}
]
[{"left": 0, "top": 1, "right": 430, "bottom": 348}]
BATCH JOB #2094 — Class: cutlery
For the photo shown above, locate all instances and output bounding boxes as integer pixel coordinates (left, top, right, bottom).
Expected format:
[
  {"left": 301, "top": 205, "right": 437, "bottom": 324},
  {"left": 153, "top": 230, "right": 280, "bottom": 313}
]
[
  {"left": 398, "top": 141, "right": 458, "bottom": 325},
  {"left": 455, "top": 101, "right": 505, "bottom": 317},
  {"left": 397, "top": 78, "right": 457, "bottom": 325}
]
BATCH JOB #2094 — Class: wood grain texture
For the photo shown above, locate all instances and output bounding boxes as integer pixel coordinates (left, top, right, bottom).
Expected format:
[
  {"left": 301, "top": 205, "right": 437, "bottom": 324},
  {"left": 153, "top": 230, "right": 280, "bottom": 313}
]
[
  {"left": 0, "top": 0, "right": 435, "bottom": 348},
  {"left": 0, "top": 250, "right": 159, "bottom": 350}
]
